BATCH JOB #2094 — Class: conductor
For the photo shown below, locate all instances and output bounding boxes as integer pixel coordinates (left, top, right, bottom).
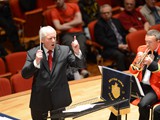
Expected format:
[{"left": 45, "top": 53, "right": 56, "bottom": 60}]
[{"left": 21, "top": 26, "right": 86, "bottom": 120}]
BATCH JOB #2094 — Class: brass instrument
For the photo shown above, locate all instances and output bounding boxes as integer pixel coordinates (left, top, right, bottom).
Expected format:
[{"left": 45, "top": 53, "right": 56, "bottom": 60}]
[{"left": 132, "top": 48, "right": 151, "bottom": 71}]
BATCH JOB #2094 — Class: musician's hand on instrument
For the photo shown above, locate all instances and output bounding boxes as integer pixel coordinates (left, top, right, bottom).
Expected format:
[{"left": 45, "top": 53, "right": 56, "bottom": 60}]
[
  {"left": 143, "top": 55, "right": 154, "bottom": 66},
  {"left": 136, "top": 52, "right": 143, "bottom": 62}
]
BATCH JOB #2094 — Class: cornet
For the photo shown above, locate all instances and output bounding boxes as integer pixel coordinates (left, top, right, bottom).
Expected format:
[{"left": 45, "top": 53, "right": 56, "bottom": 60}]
[{"left": 132, "top": 48, "right": 152, "bottom": 71}]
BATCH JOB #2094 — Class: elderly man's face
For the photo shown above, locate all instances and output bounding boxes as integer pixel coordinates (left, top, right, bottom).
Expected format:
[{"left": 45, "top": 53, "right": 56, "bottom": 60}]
[
  {"left": 42, "top": 30, "right": 57, "bottom": 50},
  {"left": 146, "top": 0, "right": 157, "bottom": 8},
  {"left": 145, "top": 35, "right": 159, "bottom": 51},
  {"left": 124, "top": 0, "right": 136, "bottom": 12},
  {"left": 100, "top": 6, "right": 112, "bottom": 21}
]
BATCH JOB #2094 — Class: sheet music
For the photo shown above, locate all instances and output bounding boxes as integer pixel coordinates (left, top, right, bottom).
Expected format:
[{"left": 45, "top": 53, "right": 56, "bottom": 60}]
[
  {"left": 0, "top": 116, "right": 12, "bottom": 120},
  {"left": 63, "top": 103, "right": 104, "bottom": 113}
]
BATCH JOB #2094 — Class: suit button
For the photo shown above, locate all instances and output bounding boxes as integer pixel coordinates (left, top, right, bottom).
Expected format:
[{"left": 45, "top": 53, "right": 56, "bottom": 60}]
[{"left": 50, "top": 89, "right": 52, "bottom": 92}]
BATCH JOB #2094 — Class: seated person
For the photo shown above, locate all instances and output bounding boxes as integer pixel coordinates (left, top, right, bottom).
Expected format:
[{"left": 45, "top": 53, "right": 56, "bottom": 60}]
[
  {"left": 19, "top": 0, "right": 36, "bottom": 12},
  {"left": 0, "top": 1, "right": 23, "bottom": 51},
  {"left": 0, "top": 44, "right": 7, "bottom": 58},
  {"left": 109, "top": 29, "right": 160, "bottom": 120},
  {"left": 118, "top": 0, "right": 151, "bottom": 33},
  {"left": 140, "top": 0, "right": 160, "bottom": 25},
  {"left": 94, "top": 4, "right": 129, "bottom": 71},
  {"left": 78, "top": 0, "right": 100, "bottom": 39},
  {"left": 51, "top": 0, "right": 89, "bottom": 78}
]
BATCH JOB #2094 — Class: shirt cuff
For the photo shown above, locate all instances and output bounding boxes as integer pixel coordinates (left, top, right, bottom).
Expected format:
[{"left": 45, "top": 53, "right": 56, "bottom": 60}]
[
  {"left": 75, "top": 50, "right": 82, "bottom": 59},
  {"left": 34, "top": 60, "right": 40, "bottom": 68}
]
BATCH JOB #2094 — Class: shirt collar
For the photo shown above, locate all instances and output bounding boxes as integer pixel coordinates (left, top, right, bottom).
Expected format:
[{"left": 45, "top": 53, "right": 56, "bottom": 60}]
[{"left": 42, "top": 44, "right": 54, "bottom": 55}]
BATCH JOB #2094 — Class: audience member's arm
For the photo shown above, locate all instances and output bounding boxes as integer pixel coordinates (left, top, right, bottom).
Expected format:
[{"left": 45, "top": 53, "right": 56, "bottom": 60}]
[
  {"left": 128, "top": 27, "right": 137, "bottom": 33},
  {"left": 144, "top": 22, "right": 151, "bottom": 31},
  {"left": 64, "top": 11, "right": 83, "bottom": 27},
  {"left": 52, "top": 12, "right": 82, "bottom": 31}
]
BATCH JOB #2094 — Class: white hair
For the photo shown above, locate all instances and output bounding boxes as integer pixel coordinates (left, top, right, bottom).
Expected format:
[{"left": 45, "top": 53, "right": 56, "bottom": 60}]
[{"left": 39, "top": 26, "right": 56, "bottom": 40}]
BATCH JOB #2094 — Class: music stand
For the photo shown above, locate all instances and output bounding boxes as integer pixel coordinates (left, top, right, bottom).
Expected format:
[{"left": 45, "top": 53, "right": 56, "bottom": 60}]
[{"left": 49, "top": 99, "right": 128, "bottom": 119}]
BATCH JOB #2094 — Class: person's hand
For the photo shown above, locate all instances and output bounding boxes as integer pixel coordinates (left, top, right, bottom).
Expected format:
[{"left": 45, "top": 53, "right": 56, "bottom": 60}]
[
  {"left": 143, "top": 53, "right": 154, "bottom": 66},
  {"left": 144, "top": 22, "right": 151, "bottom": 31},
  {"left": 118, "top": 44, "right": 128, "bottom": 51},
  {"left": 35, "top": 49, "right": 43, "bottom": 65},
  {"left": 129, "top": 27, "right": 137, "bottom": 33},
  {"left": 71, "top": 36, "right": 80, "bottom": 55}
]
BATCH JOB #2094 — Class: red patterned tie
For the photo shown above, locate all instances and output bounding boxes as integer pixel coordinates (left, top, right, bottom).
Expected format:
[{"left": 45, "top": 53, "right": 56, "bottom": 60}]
[{"left": 48, "top": 50, "right": 52, "bottom": 71}]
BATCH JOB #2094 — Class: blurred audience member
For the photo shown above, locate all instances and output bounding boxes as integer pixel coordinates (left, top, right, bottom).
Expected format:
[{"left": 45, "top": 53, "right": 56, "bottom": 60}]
[
  {"left": 0, "top": 1, "right": 23, "bottom": 51},
  {"left": 78, "top": 0, "right": 100, "bottom": 39},
  {"left": 140, "top": 0, "right": 160, "bottom": 25},
  {"left": 94, "top": 4, "right": 129, "bottom": 71},
  {"left": 0, "top": 44, "right": 7, "bottom": 58},
  {"left": 51, "top": 0, "right": 89, "bottom": 78},
  {"left": 19, "top": 0, "right": 36, "bottom": 12},
  {"left": 118, "top": 0, "right": 151, "bottom": 33}
]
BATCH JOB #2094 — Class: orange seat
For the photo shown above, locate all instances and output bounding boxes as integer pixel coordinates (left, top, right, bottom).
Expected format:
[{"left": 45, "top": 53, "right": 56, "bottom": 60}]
[
  {"left": 87, "top": 20, "right": 103, "bottom": 50},
  {"left": 86, "top": 20, "right": 103, "bottom": 64},
  {"left": 10, "top": 73, "right": 33, "bottom": 93},
  {"left": 87, "top": 20, "right": 116, "bottom": 66},
  {"left": 0, "top": 78, "right": 12, "bottom": 97},
  {"left": 149, "top": 24, "right": 160, "bottom": 32},
  {"left": 126, "top": 30, "right": 146, "bottom": 54},
  {"left": 5, "top": 52, "right": 27, "bottom": 75}
]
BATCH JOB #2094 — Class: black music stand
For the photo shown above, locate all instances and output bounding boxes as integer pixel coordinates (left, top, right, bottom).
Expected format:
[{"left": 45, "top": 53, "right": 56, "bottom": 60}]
[{"left": 49, "top": 99, "right": 128, "bottom": 119}]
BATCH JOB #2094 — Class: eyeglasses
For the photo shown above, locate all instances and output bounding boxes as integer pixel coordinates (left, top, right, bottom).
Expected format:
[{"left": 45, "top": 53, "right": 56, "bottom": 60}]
[
  {"left": 125, "top": 3, "right": 135, "bottom": 6},
  {"left": 101, "top": 11, "right": 112, "bottom": 14}
]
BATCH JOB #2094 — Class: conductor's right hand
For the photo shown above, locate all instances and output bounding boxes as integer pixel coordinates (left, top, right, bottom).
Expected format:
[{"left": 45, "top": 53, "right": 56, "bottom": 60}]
[{"left": 36, "top": 50, "right": 43, "bottom": 65}]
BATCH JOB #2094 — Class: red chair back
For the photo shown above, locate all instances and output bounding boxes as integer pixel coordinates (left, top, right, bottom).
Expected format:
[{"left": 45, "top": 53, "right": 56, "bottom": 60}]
[
  {"left": 149, "top": 24, "right": 160, "bottom": 32},
  {"left": 126, "top": 30, "right": 146, "bottom": 54},
  {"left": 88, "top": 20, "right": 98, "bottom": 42},
  {"left": 5, "top": 52, "right": 27, "bottom": 74},
  {"left": 10, "top": 73, "right": 33, "bottom": 93},
  {"left": 9, "top": 0, "right": 25, "bottom": 19},
  {"left": 0, "top": 78, "right": 12, "bottom": 97}
]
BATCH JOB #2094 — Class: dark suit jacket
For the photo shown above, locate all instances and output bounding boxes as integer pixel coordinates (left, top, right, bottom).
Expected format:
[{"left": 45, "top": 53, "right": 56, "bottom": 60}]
[
  {"left": 21, "top": 44, "right": 86, "bottom": 111},
  {"left": 94, "top": 17, "right": 127, "bottom": 50}
]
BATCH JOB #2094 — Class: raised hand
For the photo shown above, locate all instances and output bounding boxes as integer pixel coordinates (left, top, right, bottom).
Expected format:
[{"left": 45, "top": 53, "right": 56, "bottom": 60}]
[{"left": 71, "top": 36, "right": 80, "bottom": 55}]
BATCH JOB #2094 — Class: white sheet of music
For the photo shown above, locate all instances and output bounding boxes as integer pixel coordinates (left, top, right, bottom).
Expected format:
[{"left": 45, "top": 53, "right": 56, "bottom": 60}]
[
  {"left": 63, "top": 103, "right": 104, "bottom": 113},
  {"left": 0, "top": 116, "right": 12, "bottom": 120}
]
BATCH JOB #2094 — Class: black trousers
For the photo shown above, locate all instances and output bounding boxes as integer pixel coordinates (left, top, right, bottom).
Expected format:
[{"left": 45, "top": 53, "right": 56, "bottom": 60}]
[
  {"left": 102, "top": 48, "right": 127, "bottom": 71},
  {"left": 31, "top": 108, "right": 64, "bottom": 120},
  {"left": 109, "top": 83, "right": 158, "bottom": 120}
]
